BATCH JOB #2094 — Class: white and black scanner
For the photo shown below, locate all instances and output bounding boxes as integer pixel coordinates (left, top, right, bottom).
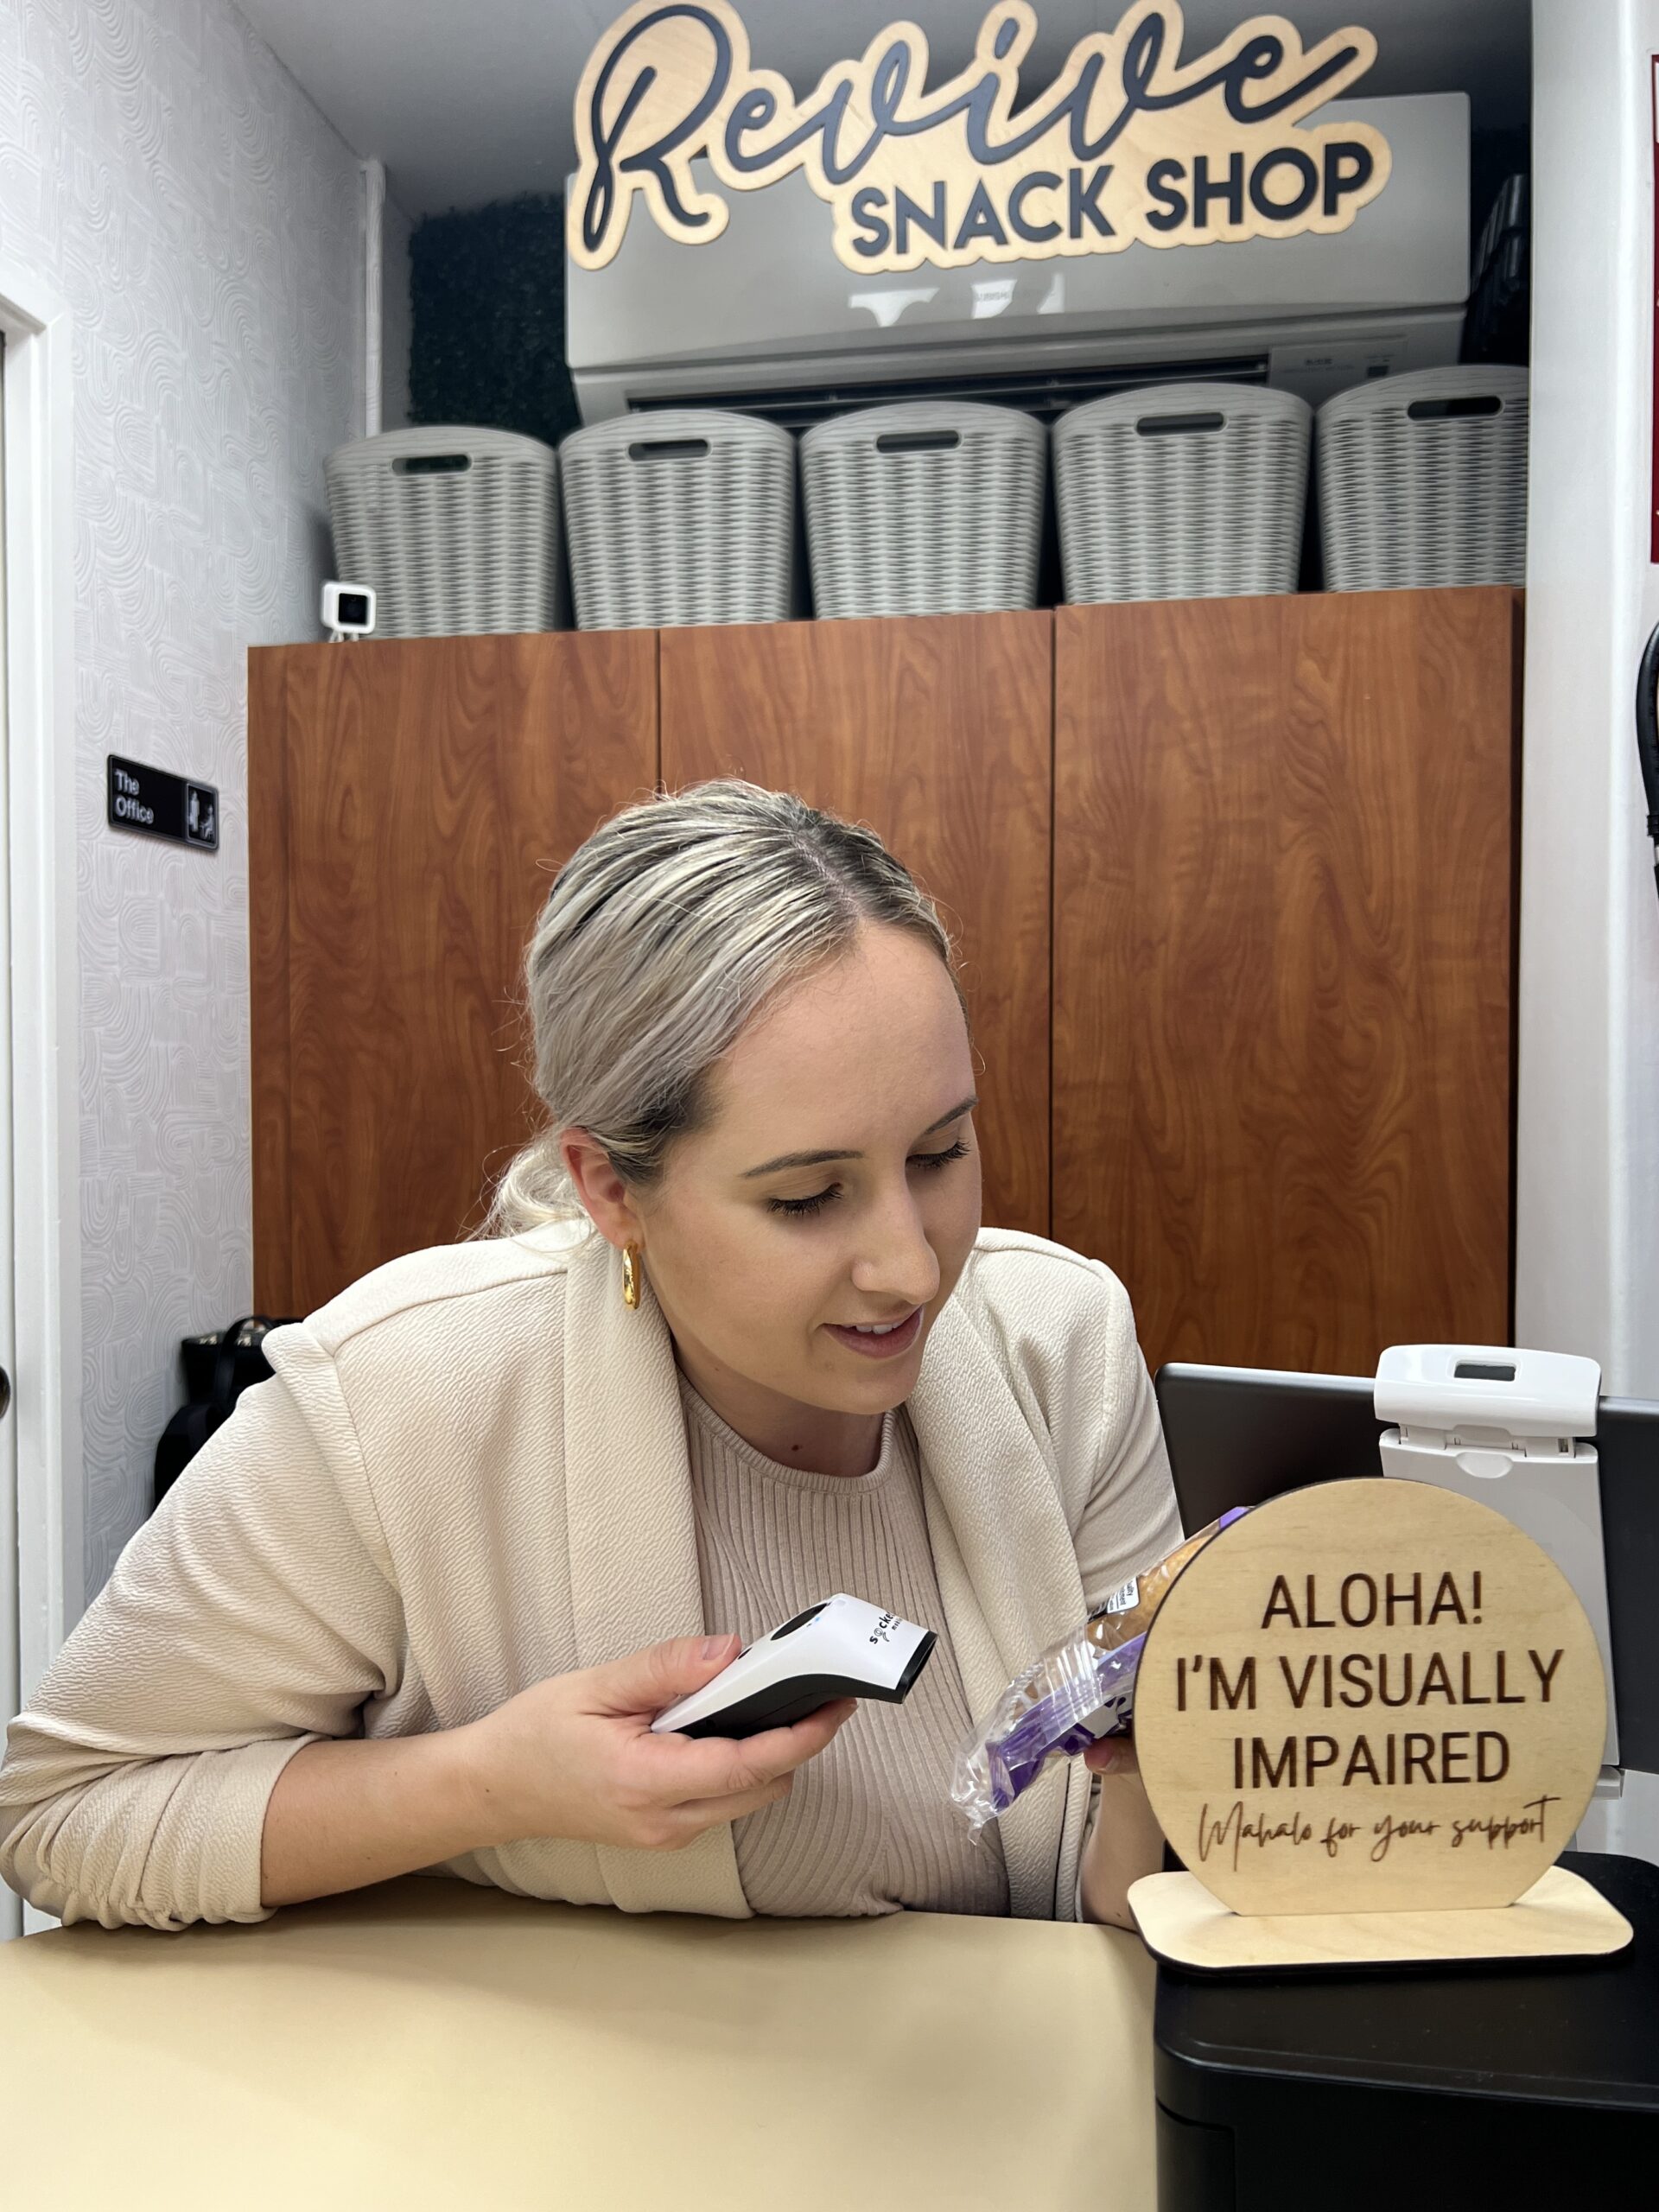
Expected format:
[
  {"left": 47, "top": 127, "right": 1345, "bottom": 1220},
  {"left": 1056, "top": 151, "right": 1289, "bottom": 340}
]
[{"left": 651, "top": 1593, "right": 938, "bottom": 1740}]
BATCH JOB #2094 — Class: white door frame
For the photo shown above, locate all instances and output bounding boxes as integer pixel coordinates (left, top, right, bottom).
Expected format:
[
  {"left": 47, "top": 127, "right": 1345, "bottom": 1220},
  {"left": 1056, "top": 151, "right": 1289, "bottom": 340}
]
[
  {"left": 1513, "top": 2, "right": 1659, "bottom": 1869},
  {"left": 1518, "top": 2, "right": 1659, "bottom": 1398},
  {"left": 0, "top": 258, "right": 84, "bottom": 1768}
]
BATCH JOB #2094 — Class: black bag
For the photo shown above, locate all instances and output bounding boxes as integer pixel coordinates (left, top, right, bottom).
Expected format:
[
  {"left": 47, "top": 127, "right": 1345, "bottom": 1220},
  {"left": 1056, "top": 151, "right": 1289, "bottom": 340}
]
[{"left": 152, "top": 1315, "right": 296, "bottom": 1511}]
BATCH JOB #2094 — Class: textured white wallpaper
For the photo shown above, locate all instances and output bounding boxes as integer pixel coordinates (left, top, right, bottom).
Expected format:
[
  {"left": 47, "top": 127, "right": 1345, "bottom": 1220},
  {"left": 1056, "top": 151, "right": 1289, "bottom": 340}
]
[{"left": 0, "top": 0, "right": 365, "bottom": 1594}]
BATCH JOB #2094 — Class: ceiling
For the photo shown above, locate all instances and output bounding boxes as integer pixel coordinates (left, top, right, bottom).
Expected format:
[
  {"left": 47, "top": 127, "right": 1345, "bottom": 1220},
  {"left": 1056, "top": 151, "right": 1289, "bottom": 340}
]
[{"left": 236, "top": 0, "right": 1532, "bottom": 221}]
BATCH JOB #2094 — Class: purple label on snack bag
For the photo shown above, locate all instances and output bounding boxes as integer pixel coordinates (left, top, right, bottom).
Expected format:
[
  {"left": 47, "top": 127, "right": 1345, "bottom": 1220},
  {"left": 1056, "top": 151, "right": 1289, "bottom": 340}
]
[{"left": 984, "top": 1634, "right": 1147, "bottom": 1813}]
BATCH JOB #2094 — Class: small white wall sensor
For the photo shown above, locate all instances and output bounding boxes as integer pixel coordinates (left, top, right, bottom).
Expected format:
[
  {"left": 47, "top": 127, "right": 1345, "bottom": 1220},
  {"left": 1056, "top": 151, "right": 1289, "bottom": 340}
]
[{"left": 322, "top": 581, "right": 376, "bottom": 642}]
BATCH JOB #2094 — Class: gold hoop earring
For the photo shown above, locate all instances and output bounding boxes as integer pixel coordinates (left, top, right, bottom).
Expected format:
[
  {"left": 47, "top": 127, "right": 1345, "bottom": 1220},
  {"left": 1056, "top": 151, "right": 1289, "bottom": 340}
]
[{"left": 621, "top": 1244, "right": 643, "bottom": 1311}]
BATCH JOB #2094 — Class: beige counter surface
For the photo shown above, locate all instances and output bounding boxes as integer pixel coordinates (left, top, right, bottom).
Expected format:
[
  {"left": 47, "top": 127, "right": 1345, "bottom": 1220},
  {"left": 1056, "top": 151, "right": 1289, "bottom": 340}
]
[{"left": 0, "top": 1878, "right": 1156, "bottom": 2209}]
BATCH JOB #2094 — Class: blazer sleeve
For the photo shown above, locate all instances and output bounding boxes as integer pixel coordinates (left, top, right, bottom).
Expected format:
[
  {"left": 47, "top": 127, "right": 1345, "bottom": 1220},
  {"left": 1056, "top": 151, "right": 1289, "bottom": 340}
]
[
  {"left": 1068, "top": 1261, "right": 1185, "bottom": 1612},
  {"left": 1067, "top": 1268, "right": 1184, "bottom": 1922},
  {"left": 0, "top": 1328, "right": 405, "bottom": 1930}
]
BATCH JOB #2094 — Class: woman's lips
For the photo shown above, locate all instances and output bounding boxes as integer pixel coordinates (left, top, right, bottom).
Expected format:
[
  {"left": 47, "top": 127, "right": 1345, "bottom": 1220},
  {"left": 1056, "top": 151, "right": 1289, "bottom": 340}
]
[{"left": 824, "top": 1306, "right": 924, "bottom": 1359}]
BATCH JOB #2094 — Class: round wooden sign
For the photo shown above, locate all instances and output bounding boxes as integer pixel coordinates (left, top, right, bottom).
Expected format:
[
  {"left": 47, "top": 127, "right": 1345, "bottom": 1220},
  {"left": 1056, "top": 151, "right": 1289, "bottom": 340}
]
[{"left": 1135, "top": 1479, "right": 1606, "bottom": 1916}]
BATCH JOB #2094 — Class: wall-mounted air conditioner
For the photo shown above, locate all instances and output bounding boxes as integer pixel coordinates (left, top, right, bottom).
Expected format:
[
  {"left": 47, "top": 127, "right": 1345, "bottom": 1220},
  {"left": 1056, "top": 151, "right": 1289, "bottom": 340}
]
[{"left": 566, "top": 95, "right": 1470, "bottom": 428}]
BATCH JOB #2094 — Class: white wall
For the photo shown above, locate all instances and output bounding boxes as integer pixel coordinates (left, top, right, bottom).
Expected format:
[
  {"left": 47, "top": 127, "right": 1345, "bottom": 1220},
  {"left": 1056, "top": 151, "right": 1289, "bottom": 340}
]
[
  {"left": 0, "top": 0, "right": 365, "bottom": 1597},
  {"left": 1519, "top": 0, "right": 1659, "bottom": 1395}
]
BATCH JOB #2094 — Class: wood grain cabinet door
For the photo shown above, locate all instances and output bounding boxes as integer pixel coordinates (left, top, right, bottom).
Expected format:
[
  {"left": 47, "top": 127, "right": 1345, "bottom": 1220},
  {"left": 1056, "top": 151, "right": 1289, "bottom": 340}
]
[
  {"left": 659, "top": 613, "right": 1052, "bottom": 1236},
  {"left": 1053, "top": 587, "right": 1518, "bottom": 1375},
  {"left": 251, "top": 634, "right": 656, "bottom": 1314}
]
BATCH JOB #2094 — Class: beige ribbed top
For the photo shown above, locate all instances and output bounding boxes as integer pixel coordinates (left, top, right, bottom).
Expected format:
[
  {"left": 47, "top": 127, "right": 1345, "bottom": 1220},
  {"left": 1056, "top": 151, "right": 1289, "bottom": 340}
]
[{"left": 680, "top": 1375, "right": 1010, "bottom": 1919}]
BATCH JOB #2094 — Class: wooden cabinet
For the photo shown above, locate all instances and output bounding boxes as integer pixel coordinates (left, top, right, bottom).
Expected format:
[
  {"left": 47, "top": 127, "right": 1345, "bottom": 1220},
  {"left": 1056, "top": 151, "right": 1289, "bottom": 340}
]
[
  {"left": 250, "top": 633, "right": 656, "bottom": 1315},
  {"left": 250, "top": 588, "right": 1518, "bottom": 1370},
  {"left": 659, "top": 614, "right": 1052, "bottom": 1236},
  {"left": 1052, "top": 588, "right": 1518, "bottom": 1373}
]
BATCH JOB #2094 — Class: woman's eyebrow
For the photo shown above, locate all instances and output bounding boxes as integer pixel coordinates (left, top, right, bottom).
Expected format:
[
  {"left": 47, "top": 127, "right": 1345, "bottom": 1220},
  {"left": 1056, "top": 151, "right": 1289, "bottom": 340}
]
[{"left": 739, "top": 1096, "right": 979, "bottom": 1179}]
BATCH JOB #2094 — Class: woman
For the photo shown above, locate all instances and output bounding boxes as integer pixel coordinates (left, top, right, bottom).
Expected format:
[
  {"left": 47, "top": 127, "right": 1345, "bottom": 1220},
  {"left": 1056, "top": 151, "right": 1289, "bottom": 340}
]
[{"left": 0, "top": 783, "right": 1180, "bottom": 1932}]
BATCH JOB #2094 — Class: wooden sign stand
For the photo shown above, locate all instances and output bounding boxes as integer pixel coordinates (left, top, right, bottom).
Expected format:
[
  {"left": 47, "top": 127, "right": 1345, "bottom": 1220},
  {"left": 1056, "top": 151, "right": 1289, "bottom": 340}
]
[
  {"left": 1130, "top": 1862, "right": 1630, "bottom": 1971},
  {"left": 1128, "top": 1481, "right": 1634, "bottom": 1971}
]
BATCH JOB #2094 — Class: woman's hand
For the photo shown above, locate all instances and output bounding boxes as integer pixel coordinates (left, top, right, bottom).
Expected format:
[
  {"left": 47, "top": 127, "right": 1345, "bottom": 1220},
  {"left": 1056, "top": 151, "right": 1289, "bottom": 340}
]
[
  {"left": 1076, "top": 1733, "right": 1166, "bottom": 1928},
  {"left": 261, "top": 1633, "right": 854, "bottom": 1910},
  {"left": 458, "top": 1632, "right": 856, "bottom": 1853}
]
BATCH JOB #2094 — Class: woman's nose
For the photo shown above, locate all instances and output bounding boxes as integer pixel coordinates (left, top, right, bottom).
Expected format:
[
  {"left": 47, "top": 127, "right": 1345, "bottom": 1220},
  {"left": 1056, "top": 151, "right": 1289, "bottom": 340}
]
[{"left": 849, "top": 1191, "right": 940, "bottom": 1307}]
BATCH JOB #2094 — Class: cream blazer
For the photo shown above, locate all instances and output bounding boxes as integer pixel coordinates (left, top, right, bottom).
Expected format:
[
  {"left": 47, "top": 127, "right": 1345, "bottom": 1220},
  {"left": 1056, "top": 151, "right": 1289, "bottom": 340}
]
[{"left": 0, "top": 1224, "right": 1181, "bottom": 1930}]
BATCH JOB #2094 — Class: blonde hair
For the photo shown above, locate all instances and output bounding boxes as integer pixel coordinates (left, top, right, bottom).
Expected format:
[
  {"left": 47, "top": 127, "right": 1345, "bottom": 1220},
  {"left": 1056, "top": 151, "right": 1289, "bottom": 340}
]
[{"left": 482, "top": 780, "right": 960, "bottom": 1236}]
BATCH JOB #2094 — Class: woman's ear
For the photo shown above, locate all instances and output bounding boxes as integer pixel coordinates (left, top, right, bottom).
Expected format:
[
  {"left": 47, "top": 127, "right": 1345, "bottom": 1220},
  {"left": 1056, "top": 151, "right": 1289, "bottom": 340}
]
[{"left": 559, "top": 1129, "right": 644, "bottom": 1250}]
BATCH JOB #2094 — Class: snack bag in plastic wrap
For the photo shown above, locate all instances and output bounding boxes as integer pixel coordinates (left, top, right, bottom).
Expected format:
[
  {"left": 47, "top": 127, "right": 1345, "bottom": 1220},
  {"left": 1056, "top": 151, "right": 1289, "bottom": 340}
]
[{"left": 949, "top": 1510, "right": 1249, "bottom": 1829}]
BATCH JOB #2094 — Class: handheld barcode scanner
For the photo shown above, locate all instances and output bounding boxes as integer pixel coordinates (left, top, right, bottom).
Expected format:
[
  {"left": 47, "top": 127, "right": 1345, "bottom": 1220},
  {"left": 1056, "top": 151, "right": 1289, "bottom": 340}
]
[{"left": 651, "top": 1594, "right": 938, "bottom": 1740}]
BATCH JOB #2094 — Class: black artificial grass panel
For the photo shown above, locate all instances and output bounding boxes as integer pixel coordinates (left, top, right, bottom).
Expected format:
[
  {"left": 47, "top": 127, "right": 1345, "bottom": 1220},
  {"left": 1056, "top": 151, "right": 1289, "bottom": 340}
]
[{"left": 409, "top": 194, "right": 581, "bottom": 450}]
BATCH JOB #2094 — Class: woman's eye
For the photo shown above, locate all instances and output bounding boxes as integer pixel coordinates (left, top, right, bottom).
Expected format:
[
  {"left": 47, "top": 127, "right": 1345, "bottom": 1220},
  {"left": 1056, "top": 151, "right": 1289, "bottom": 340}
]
[
  {"left": 764, "top": 1142, "right": 967, "bottom": 1220},
  {"left": 912, "top": 1140, "right": 969, "bottom": 1173},
  {"left": 767, "top": 1185, "right": 840, "bottom": 1218}
]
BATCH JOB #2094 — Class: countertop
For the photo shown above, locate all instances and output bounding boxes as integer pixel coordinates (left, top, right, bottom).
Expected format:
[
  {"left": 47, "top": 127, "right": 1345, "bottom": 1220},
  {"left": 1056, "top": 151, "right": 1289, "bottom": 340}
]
[{"left": 0, "top": 1877, "right": 1156, "bottom": 2209}]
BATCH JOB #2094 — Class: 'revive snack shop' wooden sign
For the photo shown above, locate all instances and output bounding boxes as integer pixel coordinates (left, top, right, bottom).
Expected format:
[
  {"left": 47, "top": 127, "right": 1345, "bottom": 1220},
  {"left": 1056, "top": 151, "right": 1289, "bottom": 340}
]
[
  {"left": 1134, "top": 1480, "right": 1608, "bottom": 1916},
  {"left": 569, "top": 0, "right": 1392, "bottom": 276}
]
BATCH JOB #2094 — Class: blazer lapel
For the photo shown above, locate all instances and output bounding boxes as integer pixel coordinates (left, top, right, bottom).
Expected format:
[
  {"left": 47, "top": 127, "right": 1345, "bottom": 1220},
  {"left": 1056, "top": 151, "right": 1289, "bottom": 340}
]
[
  {"left": 910, "top": 1294, "right": 1090, "bottom": 1917},
  {"left": 558, "top": 1231, "right": 748, "bottom": 1916}
]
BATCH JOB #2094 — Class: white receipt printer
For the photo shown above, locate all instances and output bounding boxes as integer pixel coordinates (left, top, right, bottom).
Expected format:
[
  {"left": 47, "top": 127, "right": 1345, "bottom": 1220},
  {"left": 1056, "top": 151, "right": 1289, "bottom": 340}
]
[{"left": 1376, "top": 1344, "right": 1615, "bottom": 1762}]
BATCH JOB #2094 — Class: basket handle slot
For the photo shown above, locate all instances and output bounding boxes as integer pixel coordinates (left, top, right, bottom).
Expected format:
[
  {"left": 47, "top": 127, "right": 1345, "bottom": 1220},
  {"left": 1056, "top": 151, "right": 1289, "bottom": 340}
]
[
  {"left": 874, "top": 429, "right": 962, "bottom": 453},
  {"left": 1135, "top": 410, "right": 1226, "bottom": 437},
  {"left": 393, "top": 453, "right": 473, "bottom": 475},
  {"left": 1405, "top": 394, "right": 1504, "bottom": 421},
  {"left": 627, "top": 437, "right": 712, "bottom": 460}
]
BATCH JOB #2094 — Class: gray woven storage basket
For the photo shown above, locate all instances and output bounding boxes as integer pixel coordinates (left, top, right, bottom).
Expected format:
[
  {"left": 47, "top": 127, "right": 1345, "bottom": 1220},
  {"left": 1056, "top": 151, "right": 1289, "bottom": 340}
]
[
  {"left": 1317, "top": 365, "right": 1529, "bottom": 590},
  {"left": 559, "top": 409, "right": 796, "bottom": 629},
  {"left": 1054, "top": 382, "right": 1312, "bottom": 603},
  {"left": 324, "top": 425, "right": 563, "bottom": 638},
  {"left": 801, "top": 401, "right": 1046, "bottom": 619}
]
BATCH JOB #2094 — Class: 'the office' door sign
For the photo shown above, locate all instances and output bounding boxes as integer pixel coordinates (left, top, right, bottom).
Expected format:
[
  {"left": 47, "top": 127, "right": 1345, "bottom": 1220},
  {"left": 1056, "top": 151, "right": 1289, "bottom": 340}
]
[
  {"left": 107, "top": 756, "right": 219, "bottom": 852},
  {"left": 570, "top": 0, "right": 1392, "bottom": 275}
]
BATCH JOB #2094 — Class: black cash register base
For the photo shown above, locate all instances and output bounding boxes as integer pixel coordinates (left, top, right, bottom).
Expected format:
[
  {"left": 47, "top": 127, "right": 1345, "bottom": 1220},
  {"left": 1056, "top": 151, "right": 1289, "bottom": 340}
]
[{"left": 1154, "top": 1849, "right": 1659, "bottom": 2207}]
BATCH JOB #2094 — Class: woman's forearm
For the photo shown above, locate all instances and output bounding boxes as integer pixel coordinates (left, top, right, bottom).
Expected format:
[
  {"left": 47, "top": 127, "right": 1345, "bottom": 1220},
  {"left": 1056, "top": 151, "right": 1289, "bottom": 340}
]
[
  {"left": 259, "top": 1729, "right": 501, "bottom": 1908},
  {"left": 1077, "top": 1766, "right": 1166, "bottom": 1927}
]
